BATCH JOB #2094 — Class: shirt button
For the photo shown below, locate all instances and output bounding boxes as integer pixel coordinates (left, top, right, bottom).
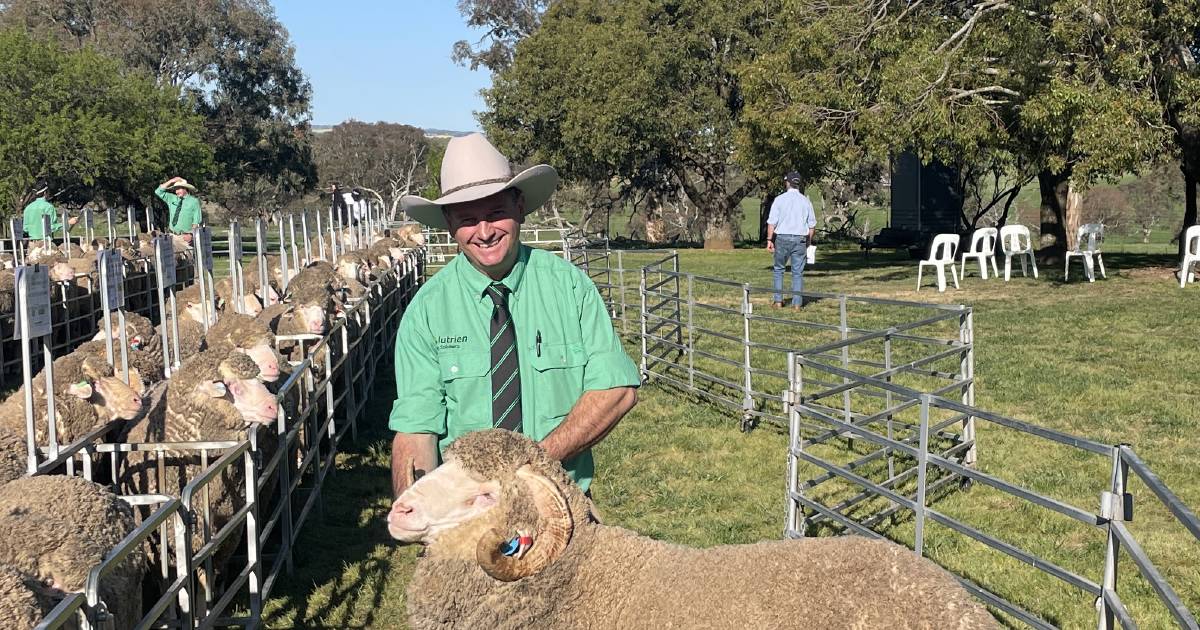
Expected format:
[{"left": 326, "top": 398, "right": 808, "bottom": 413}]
[{"left": 450, "top": 365, "right": 459, "bottom": 373}]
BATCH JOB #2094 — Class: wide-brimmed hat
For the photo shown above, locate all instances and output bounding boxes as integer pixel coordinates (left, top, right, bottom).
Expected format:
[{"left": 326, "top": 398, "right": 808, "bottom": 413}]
[
  {"left": 172, "top": 179, "right": 197, "bottom": 193},
  {"left": 401, "top": 133, "right": 558, "bottom": 230}
]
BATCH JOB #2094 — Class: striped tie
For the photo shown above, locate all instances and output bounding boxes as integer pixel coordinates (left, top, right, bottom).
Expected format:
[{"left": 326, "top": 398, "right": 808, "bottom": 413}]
[{"left": 487, "top": 283, "right": 522, "bottom": 432}]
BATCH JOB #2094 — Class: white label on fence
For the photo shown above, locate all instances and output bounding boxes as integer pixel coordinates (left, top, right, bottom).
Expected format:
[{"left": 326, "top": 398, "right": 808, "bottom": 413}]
[
  {"left": 13, "top": 266, "right": 52, "bottom": 340},
  {"left": 154, "top": 236, "right": 176, "bottom": 287},
  {"left": 98, "top": 249, "right": 124, "bottom": 307},
  {"left": 195, "top": 227, "right": 214, "bottom": 272}
]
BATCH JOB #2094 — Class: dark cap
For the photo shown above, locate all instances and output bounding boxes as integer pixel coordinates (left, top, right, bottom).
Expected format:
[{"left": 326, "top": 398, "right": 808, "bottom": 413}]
[
  {"left": 785, "top": 171, "right": 802, "bottom": 184},
  {"left": 33, "top": 179, "right": 49, "bottom": 195}
]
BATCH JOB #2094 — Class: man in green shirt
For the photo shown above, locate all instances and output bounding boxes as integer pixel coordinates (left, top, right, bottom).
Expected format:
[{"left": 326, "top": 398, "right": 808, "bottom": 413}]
[
  {"left": 22, "top": 180, "right": 78, "bottom": 240},
  {"left": 154, "top": 176, "right": 202, "bottom": 242},
  {"left": 389, "top": 133, "right": 639, "bottom": 498}
]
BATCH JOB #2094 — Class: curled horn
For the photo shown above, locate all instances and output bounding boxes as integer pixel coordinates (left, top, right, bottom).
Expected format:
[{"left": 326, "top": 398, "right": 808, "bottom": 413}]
[{"left": 476, "top": 465, "right": 573, "bottom": 582}]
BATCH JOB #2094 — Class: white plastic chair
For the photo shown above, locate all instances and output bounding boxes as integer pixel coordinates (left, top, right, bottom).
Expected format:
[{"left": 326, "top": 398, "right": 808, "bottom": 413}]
[
  {"left": 1064, "top": 223, "right": 1106, "bottom": 282},
  {"left": 1181, "top": 225, "right": 1200, "bottom": 288},
  {"left": 916, "top": 233, "right": 960, "bottom": 292},
  {"left": 959, "top": 227, "right": 999, "bottom": 280},
  {"left": 999, "top": 224, "right": 1038, "bottom": 281}
]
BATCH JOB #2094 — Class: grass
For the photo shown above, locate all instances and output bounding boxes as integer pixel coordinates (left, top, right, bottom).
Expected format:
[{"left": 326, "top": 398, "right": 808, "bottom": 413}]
[{"left": 261, "top": 243, "right": 1199, "bottom": 629}]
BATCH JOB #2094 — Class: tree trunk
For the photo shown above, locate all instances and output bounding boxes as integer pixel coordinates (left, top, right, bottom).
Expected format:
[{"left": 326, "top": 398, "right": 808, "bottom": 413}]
[
  {"left": 645, "top": 215, "right": 666, "bottom": 244},
  {"left": 1182, "top": 163, "right": 1198, "bottom": 259},
  {"left": 1037, "top": 169, "right": 1070, "bottom": 260},
  {"left": 758, "top": 193, "right": 774, "bottom": 242},
  {"left": 1064, "top": 183, "right": 1083, "bottom": 248},
  {"left": 703, "top": 209, "right": 735, "bottom": 250}
]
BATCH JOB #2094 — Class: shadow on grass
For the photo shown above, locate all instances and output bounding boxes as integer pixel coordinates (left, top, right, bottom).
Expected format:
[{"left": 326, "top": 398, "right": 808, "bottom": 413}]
[{"left": 262, "top": 375, "right": 407, "bottom": 629}]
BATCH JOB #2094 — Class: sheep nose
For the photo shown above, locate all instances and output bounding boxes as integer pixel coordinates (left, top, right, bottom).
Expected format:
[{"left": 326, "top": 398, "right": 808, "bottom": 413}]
[{"left": 263, "top": 401, "right": 278, "bottom": 419}]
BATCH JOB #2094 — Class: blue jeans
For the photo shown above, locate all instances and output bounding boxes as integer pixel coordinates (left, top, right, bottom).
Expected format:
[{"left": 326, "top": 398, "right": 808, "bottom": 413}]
[{"left": 773, "top": 235, "right": 808, "bottom": 306}]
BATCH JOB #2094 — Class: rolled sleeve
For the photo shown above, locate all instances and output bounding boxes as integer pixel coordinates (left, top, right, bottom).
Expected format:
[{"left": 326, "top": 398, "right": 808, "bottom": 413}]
[
  {"left": 575, "top": 275, "right": 640, "bottom": 391},
  {"left": 388, "top": 302, "right": 447, "bottom": 434},
  {"left": 154, "top": 186, "right": 174, "bottom": 205},
  {"left": 766, "top": 197, "right": 781, "bottom": 227}
]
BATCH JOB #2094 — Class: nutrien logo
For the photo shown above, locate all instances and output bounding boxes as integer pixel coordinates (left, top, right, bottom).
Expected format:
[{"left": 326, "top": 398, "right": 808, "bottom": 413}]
[{"left": 436, "top": 335, "right": 469, "bottom": 350}]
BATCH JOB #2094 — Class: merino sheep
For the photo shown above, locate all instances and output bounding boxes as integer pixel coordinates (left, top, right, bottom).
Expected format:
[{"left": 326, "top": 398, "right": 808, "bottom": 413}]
[
  {"left": 0, "top": 349, "right": 143, "bottom": 447},
  {"left": 244, "top": 255, "right": 284, "bottom": 305},
  {"left": 204, "top": 313, "right": 282, "bottom": 383},
  {"left": 389, "top": 430, "right": 999, "bottom": 630},
  {"left": 0, "top": 475, "right": 144, "bottom": 630},
  {"left": 0, "top": 429, "right": 27, "bottom": 486},
  {"left": 118, "top": 350, "right": 277, "bottom": 590},
  {"left": 214, "top": 276, "right": 263, "bottom": 316},
  {"left": 89, "top": 312, "right": 165, "bottom": 386}
]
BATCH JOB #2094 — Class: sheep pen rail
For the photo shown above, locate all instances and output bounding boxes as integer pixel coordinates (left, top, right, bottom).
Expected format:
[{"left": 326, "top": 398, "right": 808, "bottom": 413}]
[
  {"left": 572, "top": 246, "right": 1200, "bottom": 629},
  {"left": 1, "top": 210, "right": 420, "bottom": 630}
]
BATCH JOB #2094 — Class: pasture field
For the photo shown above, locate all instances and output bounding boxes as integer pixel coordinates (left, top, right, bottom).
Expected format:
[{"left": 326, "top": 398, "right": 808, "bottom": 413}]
[{"left": 262, "top": 245, "right": 1199, "bottom": 629}]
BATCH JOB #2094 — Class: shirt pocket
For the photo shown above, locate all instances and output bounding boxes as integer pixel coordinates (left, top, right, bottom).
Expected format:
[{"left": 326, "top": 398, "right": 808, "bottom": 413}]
[
  {"left": 530, "top": 342, "right": 587, "bottom": 420},
  {"left": 437, "top": 352, "right": 492, "bottom": 429}
]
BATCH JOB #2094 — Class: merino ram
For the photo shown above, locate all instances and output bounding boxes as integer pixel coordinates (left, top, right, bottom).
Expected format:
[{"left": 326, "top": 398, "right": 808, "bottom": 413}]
[
  {"left": 389, "top": 430, "right": 999, "bottom": 629},
  {"left": 0, "top": 475, "right": 144, "bottom": 630}
]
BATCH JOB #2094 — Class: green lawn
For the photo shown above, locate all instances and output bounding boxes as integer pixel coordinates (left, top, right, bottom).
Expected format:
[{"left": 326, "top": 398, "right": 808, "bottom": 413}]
[{"left": 262, "top": 244, "right": 1198, "bottom": 629}]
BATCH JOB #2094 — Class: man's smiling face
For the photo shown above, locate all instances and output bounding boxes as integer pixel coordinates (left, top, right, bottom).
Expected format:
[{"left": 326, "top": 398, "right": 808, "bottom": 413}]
[{"left": 444, "top": 190, "right": 525, "bottom": 280}]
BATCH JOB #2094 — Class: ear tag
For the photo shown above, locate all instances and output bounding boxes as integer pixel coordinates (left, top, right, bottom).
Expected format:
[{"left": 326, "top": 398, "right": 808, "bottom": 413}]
[{"left": 501, "top": 537, "right": 520, "bottom": 557}]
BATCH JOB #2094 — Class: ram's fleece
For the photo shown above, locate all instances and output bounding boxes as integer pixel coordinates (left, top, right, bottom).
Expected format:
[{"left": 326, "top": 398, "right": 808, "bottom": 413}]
[{"left": 389, "top": 430, "right": 998, "bottom": 630}]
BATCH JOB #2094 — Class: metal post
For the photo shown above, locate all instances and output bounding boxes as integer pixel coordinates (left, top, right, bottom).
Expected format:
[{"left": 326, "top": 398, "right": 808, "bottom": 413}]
[
  {"left": 785, "top": 351, "right": 802, "bottom": 538},
  {"left": 616, "top": 250, "right": 627, "bottom": 333},
  {"left": 686, "top": 274, "right": 695, "bottom": 391},
  {"left": 961, "top": 307, "right": 978, "bottom": 466},
  {"left": 243, "top": 447, "right": 263, "bottom": 620},
  {"left": 839, "top": 296, "right": 851, "bottom": 430},
  {"left": 300, "top": 211, "right": 311, "bottom": 265},
  {"left": 278, "top": 215, "right": 291, "bottom": 290},
  {"left": 639, "top": 267, "right": 648, "bottom": 379},
  {"left": 913, "top": 395, "right": 931, "bottom": 556},
  {"left": 315, "top": 211, "right": 326, "bottom": 261},
  {"left": 885, "top": 331, "right": 895, "bottom": 479},
  {"left": 741, "top": 284, "right": 754, "bottom": 430},
  {"left": 288, "top": 214, "right": 300, "bottom": 273},
  {"left": 1097, "top": 447, "right": 1129, "bottom": 630}
]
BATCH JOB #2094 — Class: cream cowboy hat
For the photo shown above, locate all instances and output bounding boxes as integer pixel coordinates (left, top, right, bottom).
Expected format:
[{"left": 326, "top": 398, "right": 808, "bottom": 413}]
[
  {"left": 401, "top": 133, "right": 558, "bottom": 229},
  {"left": 172, "top": 179, "right": 198, "bottom": 193}
]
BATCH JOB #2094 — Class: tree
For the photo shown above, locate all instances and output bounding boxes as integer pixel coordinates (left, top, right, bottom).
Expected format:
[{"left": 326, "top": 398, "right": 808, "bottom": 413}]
[
  {"left": 0, "top": 0, "right": 317, "bottom": 211},
  {"left": 483, "top": 0, "right": 776, "bottom": 249},
  {"left": 0, "top": 28, "right": 211, "bottom": 216},
  {"left": 452, "top": 0, "right": 554, "bottom": 73},
  {"left": 738, "top": 0, "right": 1169, "bottom": 257},
  {"left": 313, "top": 121, "right": 431, "bottom": 220}
]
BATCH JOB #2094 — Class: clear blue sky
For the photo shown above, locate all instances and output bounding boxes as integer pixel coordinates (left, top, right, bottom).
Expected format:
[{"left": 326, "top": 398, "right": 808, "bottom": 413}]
[{"left": 271, "top": 1, "right": 492, "bottom": 132}]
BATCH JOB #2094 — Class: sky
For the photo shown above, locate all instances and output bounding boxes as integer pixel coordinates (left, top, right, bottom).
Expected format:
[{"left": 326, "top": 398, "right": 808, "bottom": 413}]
[{"left": 270, "top": 1, "right": 492, "bottom": 132}]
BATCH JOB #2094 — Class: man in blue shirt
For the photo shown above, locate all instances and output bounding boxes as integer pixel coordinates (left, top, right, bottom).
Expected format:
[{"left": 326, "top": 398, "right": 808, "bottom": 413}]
[{"left": 766, "top": 171, "right": 817, "bottom": 308}]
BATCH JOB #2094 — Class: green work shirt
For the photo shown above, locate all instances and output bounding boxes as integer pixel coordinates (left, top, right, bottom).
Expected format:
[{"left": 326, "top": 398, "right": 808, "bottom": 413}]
[
  {"left": 154, "top": 186, "right": 203, "bottom": 234},
  {"left": 389, "top": 245, "right": 640, "bottom": 491},
  {"left": 22, "top": 198, "right": 62, "bottom": 239}
]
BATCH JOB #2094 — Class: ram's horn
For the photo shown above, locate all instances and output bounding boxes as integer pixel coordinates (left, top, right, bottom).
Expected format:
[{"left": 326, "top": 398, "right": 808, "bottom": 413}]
[{"left": 476, "top": 465, "right": 573, "bottom": 582}]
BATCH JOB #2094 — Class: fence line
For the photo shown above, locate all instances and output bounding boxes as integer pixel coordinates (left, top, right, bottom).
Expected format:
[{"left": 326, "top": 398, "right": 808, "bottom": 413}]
[{"left": 573, "top": 247, "right": 1199, "bottom": 629}]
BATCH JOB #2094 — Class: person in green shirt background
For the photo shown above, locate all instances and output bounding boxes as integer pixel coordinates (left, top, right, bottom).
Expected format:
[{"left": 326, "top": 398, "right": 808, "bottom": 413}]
[
  {"left": 154, "top": 176, "right": 202, "bottom": 243},
  {"left": 22, "top": 179, "right": 78, "bottom": 240},
  {"left": 387, "top": 133, "right": 639, "bottom": 500}
]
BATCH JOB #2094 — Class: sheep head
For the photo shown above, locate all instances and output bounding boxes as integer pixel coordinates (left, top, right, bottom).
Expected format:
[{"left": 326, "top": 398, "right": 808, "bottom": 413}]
[
  {"left": 205, "top": 314, "right": 281, "bottom": 382},
  {"left": 191, "top": 353, "right": 278, "bottom": 427},
  {"left": 285, "top": 287, "right": 334, "bottom": 335},
  {"left": 388, "top": 430, "right": 586, "bottom": 582},
  {"left": 177, "top": 285, "right": 217, "bottom": 325},
  {"left": 71, "top": 356, "right": 143, "bottom": 421}
]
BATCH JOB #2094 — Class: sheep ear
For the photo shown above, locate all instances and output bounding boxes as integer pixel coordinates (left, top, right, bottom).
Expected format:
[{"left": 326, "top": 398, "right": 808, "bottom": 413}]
[
  {"left": 196, "top": 381, "right": 227, "bottom": 398},
  {"left": 68, "top": 381, "right": 94, "bottom": 399},
  {"left": 475, "top": 466, "right": 573, "bottom": 582}
]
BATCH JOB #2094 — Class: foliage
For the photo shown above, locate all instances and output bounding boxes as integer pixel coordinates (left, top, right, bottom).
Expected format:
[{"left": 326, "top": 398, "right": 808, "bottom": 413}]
[
  {"left": 0, "top": 28, "right": 211, "bottom": 215},
  {"left": 313, "top": 121, "right": 431, "bottom": 220},
  {"left": 418, "top": 138, "right": 448, "bottom": 200},
  {"left": 452, "top": 0, "right": 554, "bottom": 73},
  {"left": 0, "top": 0, "right": 317, "bottom": 211},
  {"left": 482, "top": 0, "right": 778, "bottom": 248}
]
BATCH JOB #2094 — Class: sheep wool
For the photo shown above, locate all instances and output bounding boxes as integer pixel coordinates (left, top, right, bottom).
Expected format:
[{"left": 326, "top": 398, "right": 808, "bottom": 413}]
[
  {"left": 0, "top": 476, "right": 144, "bottom": 630},
  {"left": 0, "top": 564, "right": 41, "bottom": 630},
  {"left": 403, "top": 430, "right": 1000, "bottom": 630}
]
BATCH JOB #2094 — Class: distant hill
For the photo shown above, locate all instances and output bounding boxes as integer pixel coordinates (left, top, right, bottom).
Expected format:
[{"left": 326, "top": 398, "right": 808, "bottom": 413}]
[{"left": 310, "top": 123, "right": 470, "bottom": 138}]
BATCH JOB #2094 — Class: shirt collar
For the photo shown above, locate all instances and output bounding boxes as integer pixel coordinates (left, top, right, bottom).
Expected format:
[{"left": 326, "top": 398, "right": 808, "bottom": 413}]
[{"left": 456, "top": 244, "right": 530, "bottom": 303}]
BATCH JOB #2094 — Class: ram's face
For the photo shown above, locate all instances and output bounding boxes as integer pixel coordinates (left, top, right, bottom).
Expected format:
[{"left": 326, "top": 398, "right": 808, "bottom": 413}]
[
  {"left": 76, "top": 375, "right": 143, "bottom": 421},
  {"left": 295, "top": 303, "right": 328, "bottom": 335},
  {"left": 182, "top": 298, "right": 216, "bottom": 325},
  {"left": 387, "top": 459, "right": 500, "bottom": 544}
]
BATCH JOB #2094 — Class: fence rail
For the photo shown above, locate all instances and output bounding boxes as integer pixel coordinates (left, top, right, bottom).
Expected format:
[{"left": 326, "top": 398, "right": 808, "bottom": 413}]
[{"left": 573, "top": 247, "right": 1200, "bottom": 629}]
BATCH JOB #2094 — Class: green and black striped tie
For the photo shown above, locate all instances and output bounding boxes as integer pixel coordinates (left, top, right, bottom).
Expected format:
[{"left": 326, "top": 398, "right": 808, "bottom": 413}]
[{"left": 487, "top": 283, "right": 522, "bottom": 432}]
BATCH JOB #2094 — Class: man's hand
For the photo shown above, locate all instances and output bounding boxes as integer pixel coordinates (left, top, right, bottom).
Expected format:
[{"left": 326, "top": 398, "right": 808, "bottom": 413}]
[
  {"left": 67, "top": 217, "right": 79, "bottom": 226},
  {"left": 181, "top": 233, "right": 193, "bottom": 244},
  {"left": 391, "top": 433, "right": 438, "bottom": 498},
  {"left": 766, "top": 240, "right": 775, "bottom": 253},
  {"left": 540, "top": 387, "right": 637, "bottom": 462}
]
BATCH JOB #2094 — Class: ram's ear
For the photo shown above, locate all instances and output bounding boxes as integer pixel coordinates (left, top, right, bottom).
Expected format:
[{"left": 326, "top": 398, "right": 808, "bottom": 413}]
[
  {"left": 195, "top": 381, "right": 227, "bottom": 398},
  {"left": 475, "top": 466, "right": 573, "bottom": 582},
  {"left": 67, "top": 381, "right": 94, "bottom": 399}
]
